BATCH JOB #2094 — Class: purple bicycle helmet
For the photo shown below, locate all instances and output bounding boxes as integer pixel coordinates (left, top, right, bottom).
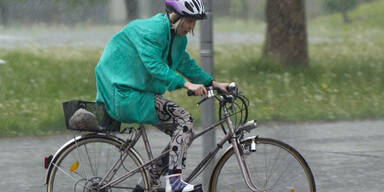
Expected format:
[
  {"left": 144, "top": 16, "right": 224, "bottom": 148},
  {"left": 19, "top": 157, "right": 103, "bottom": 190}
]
[{"left": 165, "top": 0, "right": 207, "bottom": 19}]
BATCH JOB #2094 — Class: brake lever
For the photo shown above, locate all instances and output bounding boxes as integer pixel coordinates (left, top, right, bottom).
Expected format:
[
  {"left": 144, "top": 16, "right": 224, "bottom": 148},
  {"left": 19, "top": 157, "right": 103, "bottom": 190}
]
[
  {"left": 188, "top": 86, "right": 216, "bottom": 106},
  {"left": 197, "top": 97, "right": 208, "bottom": 105}
]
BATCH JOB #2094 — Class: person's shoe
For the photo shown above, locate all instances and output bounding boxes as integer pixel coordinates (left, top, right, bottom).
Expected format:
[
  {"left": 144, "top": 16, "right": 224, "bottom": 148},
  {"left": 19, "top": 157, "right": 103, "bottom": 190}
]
[{"left": 165, "top": 174, "right": 203, "bottom": 192}]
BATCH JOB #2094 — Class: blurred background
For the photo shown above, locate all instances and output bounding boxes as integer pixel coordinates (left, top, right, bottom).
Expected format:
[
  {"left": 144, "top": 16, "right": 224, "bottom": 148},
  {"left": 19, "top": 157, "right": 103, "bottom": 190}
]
[
  {"left": 0, "top": 0, "right": 374, "bottom": 48},
  {"left": 1, "top": 2, "right": 384, "bottom": 192},
  {"left": 0, "top": 0, "right": 368, "bottom": 25},
  {"left": 0, "top": 0, "right": 383, "bottom": 137}
]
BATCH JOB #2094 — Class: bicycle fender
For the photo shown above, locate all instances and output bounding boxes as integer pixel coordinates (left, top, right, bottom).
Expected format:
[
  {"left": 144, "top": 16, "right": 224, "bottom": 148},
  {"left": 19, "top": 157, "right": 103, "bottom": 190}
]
[{"left": 241, "top": 135, "right": 259, "bottom": 143}]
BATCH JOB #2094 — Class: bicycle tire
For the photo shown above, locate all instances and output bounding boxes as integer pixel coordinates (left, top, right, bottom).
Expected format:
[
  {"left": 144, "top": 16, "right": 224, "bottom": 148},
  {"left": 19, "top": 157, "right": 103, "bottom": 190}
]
[
  {"left": 46, "top": 134, "right": 149, "bottom": 192},
  {"left": 209, "top": 137, "right": 316, "bottom": 192}
]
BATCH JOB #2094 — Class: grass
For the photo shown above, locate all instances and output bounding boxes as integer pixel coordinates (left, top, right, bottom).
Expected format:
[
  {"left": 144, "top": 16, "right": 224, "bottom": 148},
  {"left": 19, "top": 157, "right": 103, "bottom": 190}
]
[
  {"left": 1, "top": 0, "right": 384, "bottom": 137},
  {"left": 209, "top": 44, "right": 384, "bottom": 122},
  {"left": 0, "top": 48, "right": 102, "bottom": 137}
]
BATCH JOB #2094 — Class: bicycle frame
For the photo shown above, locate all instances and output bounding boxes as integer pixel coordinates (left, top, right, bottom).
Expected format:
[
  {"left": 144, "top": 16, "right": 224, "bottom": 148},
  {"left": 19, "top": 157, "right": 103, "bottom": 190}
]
[{"left": 96, "top": 102, "right": 260, "bottom": 191}]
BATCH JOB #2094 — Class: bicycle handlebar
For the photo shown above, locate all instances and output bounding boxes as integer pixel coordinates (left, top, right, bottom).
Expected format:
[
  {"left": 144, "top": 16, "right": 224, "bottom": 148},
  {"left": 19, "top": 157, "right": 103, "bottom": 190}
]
[
  {"left": 186, "top": 86, "right": 220, "bottom": 97},
  {"left": 187, "top": 82, "right": 238, "bottom": 105},
  {"left": 186, "top": 89, "right": 195, "bottom": 97},
  {"left": 187, "top": 82, "right": 238, "bottom": 97}
]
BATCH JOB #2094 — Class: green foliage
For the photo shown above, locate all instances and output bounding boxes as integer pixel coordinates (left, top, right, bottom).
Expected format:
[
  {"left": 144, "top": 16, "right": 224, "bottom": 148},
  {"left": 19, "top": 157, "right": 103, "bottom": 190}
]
[
  {"left": 0, "top": 48, "right": 101, "bottom": 137},
  {"left": 322, "top": 0, "right": 358, "bottom": 13},
  {"left": 210, "top": 43, "right": 384, "bottom": 122},
  {"left": 310, "top": 0, "right": 384, "bottom": 33},
  {"left": 349, "top": 0, "right": 384, "bottom": 28}
]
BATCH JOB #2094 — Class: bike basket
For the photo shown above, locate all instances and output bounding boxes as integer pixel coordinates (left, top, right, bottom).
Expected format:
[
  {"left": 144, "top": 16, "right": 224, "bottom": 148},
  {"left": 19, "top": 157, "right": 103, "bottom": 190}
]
[{"left": 63, "top": 100, "right": 120, "bottom": 132}]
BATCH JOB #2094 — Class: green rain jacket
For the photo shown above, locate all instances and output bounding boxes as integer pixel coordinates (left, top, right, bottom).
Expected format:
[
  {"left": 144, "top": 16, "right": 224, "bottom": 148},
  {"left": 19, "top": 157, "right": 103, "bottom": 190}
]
[{"left": 95, "top": 14, "right": 213, "bottom": 125}]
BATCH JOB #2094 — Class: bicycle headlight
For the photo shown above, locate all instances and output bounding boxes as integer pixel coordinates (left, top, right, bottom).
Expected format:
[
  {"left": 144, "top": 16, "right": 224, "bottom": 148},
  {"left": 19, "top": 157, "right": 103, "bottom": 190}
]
[{"left": 227, "top": 82, "right": 238, "bottom": 96}]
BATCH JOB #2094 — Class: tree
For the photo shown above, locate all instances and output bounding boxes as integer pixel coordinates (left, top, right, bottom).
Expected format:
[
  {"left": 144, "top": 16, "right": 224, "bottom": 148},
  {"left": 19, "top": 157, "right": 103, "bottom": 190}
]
[
  {"left": 263, "top": 0, "right": 309, "bottom": 67},
  {"left": 323, "top": 0, "right": 358, "bottom": 23}
]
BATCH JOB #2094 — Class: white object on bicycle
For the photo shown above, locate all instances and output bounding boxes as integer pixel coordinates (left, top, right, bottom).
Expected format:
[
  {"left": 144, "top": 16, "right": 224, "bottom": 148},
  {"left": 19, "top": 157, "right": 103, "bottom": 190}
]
[{"left": 251, "top": 140, "right": 256, "bottom": 152}]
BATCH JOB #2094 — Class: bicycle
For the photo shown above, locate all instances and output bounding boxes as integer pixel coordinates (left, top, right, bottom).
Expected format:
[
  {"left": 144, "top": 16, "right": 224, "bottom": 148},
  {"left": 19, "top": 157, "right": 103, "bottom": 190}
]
[{"left": 43, "top": 82, "right": 316, "bottom": 192}]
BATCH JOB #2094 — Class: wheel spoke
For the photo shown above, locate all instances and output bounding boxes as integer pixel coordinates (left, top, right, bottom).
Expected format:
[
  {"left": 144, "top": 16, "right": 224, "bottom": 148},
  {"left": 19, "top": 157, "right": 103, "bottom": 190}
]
[
  {"left": 51, "top": 162, "right": 90, "bottom": 190},
  {"left": 73, "top": 137, "right": 89, "bottom": 181},
  {"left": 47, "top": 136, "right": 149, "bottom": 192},
  {"left": 211, "top": 138, "right": 315, "bottom": 192},
  {"left": 83, "top": 143, "right": 97, "bottom": 177}
]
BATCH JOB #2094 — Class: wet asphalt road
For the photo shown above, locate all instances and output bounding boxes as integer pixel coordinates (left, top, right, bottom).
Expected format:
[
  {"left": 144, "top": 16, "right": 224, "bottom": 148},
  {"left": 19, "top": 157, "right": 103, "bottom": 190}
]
[{"left": 0, "top": 120, "right": 383, "bottom": 192}]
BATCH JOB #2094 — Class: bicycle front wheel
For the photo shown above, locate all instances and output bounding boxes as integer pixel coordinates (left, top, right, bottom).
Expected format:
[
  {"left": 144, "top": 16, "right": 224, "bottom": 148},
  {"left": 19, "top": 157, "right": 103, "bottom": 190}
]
[
  {"left": 210, "top": 137, "right": 315, "bottom": 192},
  {"left": 46, "top": 134, "right": 149, "bottom": 192}
]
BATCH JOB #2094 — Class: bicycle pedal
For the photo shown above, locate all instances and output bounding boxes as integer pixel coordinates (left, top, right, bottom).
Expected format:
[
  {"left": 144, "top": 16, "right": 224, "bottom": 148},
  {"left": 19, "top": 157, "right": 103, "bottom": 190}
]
[{"left": 190, "top": 184, "right": 203, "bottom": 192}]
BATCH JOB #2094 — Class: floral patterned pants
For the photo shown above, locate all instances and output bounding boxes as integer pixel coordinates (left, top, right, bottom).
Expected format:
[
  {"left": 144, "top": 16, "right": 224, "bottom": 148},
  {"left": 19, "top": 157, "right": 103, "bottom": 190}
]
[{"left": 153, "top": 95, "right": 194, "bottom": 175}]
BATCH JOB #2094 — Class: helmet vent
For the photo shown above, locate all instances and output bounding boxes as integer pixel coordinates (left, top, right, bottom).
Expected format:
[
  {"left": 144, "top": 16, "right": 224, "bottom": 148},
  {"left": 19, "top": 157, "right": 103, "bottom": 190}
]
[
  {"left": 195, "top": 0, "right": 201, "bottom": 6},
  {"left": 184, "top": 2, "right": 194, "bottom": 12},
  {"left": 192, "top": 0, "right": 200, "bottom": 12}
]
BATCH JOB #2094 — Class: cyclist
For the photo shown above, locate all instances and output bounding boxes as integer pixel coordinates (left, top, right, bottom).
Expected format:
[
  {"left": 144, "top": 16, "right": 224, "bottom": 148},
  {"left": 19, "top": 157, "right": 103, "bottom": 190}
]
[{"left": 95, "top": 0, "right": 229, "bottom": 191}]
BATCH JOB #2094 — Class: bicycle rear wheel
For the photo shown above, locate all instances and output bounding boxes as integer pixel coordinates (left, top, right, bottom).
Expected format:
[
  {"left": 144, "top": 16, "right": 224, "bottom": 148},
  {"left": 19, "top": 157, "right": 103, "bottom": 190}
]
[
  {"left": 210, "top": 137, "right": 315, "bottom": 192},
  {"left": 46, "top": 134, "right": 149, "bottom": 192}
]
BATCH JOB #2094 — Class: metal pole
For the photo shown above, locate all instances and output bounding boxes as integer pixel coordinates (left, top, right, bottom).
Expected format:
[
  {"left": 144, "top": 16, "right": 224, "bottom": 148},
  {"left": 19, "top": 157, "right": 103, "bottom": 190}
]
[
  {"left": 138, "top": 0, "right": 151, "bottom": 18},
  {"left": 200, "top": 0, "right": 215, "bottom": 189}
]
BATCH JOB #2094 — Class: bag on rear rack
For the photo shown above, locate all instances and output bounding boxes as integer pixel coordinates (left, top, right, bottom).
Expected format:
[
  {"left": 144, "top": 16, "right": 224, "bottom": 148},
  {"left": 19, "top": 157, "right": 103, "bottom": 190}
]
[{"left": 62, "top": 100, "right": 120, "bottom": 132}]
